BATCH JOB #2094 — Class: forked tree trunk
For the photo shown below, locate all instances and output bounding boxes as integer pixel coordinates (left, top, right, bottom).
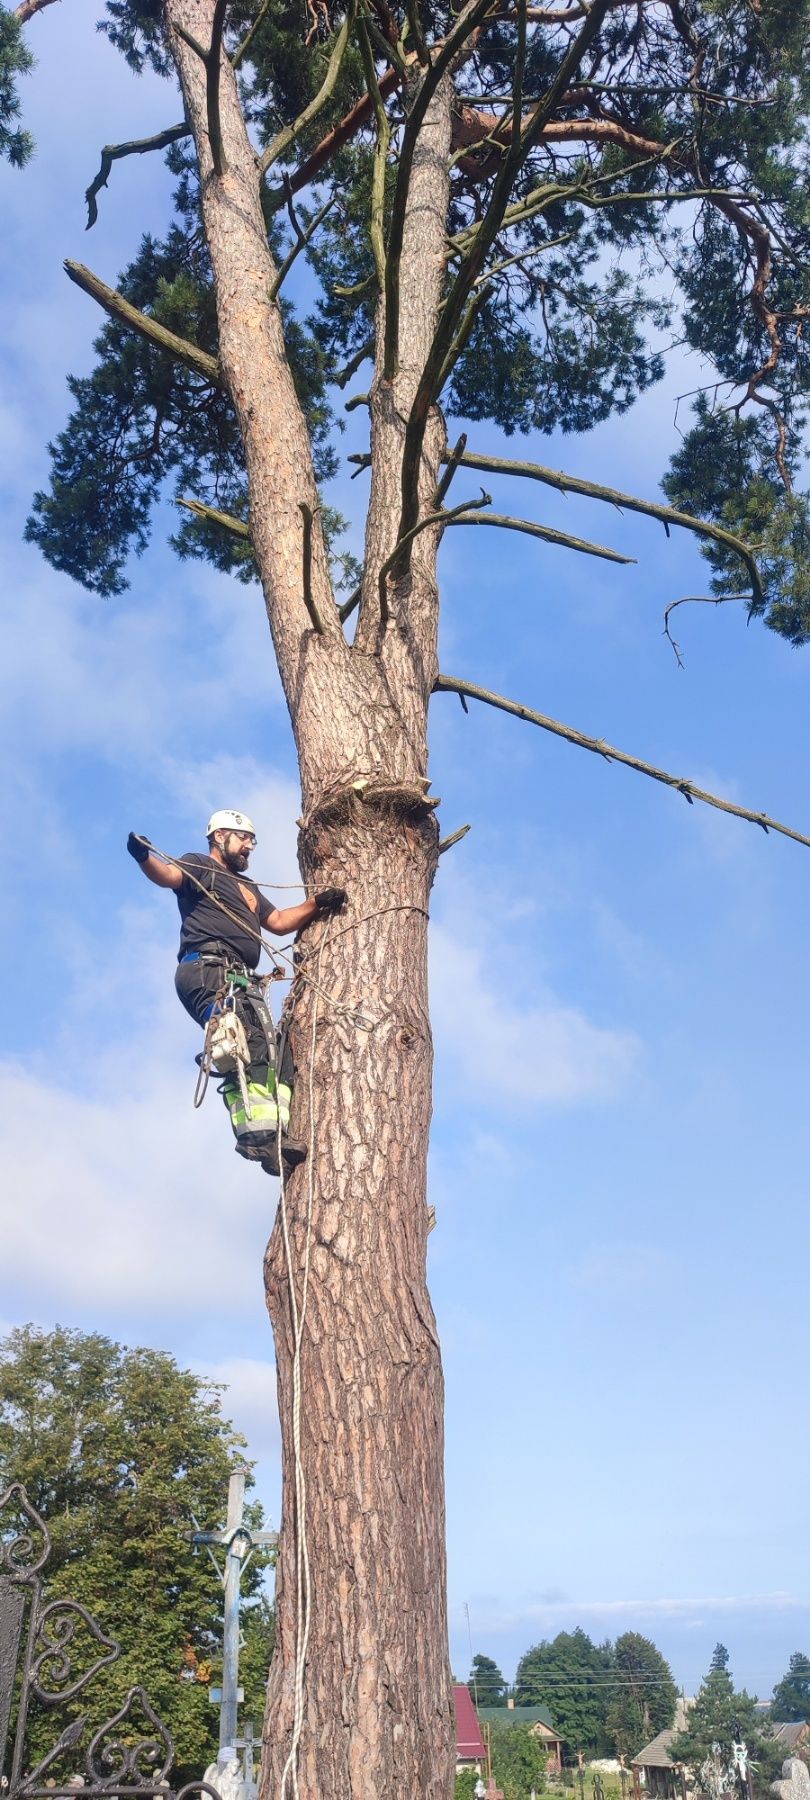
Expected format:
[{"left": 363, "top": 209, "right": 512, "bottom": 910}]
[{"left": 166, "top": 5, "right": 455, "bottom": 1793}]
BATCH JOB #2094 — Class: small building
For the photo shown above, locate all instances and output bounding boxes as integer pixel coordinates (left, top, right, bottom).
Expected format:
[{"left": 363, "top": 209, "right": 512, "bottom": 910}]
[
  {"left": 632, "top": 1701, "right": 692, "bottom": 1800},
  {"left": 454, "top": 1684, "right": 487, "bottom": 1773},
  {"left": 773, "top": 1725, "right": 810, "bottom": 1754},
  {"left": 477, "top": 1700, "right": 565, "bottom": 1774}
]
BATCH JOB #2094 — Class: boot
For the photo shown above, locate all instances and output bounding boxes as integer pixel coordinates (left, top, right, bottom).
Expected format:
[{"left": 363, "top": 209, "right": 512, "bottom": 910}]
[{"left": 258, "top": 1136, "right": 308, "bottom": 1177}]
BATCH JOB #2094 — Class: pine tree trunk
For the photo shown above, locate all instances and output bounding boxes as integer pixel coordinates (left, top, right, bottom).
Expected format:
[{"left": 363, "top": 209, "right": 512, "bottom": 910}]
[{"left": 166, "top": 5, "right": 456, "bottom": 1792}]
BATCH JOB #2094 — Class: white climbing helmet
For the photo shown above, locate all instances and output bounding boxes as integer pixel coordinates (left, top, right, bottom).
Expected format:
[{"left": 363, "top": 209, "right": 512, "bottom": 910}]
[{"left": 206, "top": 809, "right": 257, "bottom": 838}]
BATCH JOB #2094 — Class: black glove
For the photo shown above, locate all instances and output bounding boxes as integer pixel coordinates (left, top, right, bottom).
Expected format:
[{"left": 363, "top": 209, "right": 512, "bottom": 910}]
[
  {"left": 315, "top": 887, "right": 347, "bottom": 915},
  {"left": 127, "top": 832, "right": 152, "bottom": 864}
]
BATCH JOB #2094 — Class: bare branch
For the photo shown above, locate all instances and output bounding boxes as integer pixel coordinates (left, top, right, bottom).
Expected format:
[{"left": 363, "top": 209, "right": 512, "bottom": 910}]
[
  {"left": 449, "top": 448, "right": 764, "bottom": 606},
  {"left": 358, "top": 12, "right": 391, "bottom": 290},
  {"left": 64, "top": 260, "right": 224, "bottom": 388},
  {"left": 438, "top": 823, "right": 471, "bottom": 853},
  {"left": 206, "top": 0, "right": 229, "bottom": 177},
  {"left": 260, "top": 2, "right": 357, "bottom": 177},
  {"left": 662, "top": 592, "right": 751, "bottom": 667},
  {"left": 335, "top": 335, "right": 375, "bottom": 389},
  {"left": 299, "top": 502, "right": 325, "bottom": 633},
  {"left": 231, "top": 0, "right": 272, "bottom": 68},
  {"left": 381, "top": 491, "right": 492, "bottom": 623},
  {"left": 85, "top": 124, "right": 192, "bottom": 230},
  {"left": 266, "top": 66, "right": 401, "bottom": 211},
  {"left": 445, "top": 511, "right": 634, "bottom": 564},
  {"left": 434, "top": 676, "right": 810, "bottom": 854},
  {"left": 269, "top": 190, "right": 337, "bottom": 301},
  {"left": 395, "top": 0, "right": 615, "bottom": 559},
  {"left": 383, "top": 0, "right": 500, "bottom": 382},
  {"left": 14, "top": 0, "right": 59, "bottom": 20},
  {"left": 178, "top": 496, "right": 250, "bottom": 537},
  {"left": 433, "top": 431, "right": 468, "bottom": 507}
]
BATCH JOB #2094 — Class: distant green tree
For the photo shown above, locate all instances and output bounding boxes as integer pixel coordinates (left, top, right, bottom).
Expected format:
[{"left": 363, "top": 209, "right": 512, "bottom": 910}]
[
  {"left": 605, "top": 1633, "right": 678, "bottom": 1759},
  {"left": 470, "top": 1654, "right": 508, "bottom": 1708},
  {"left": 670, "top": 1645, "right": 781, "bottom": 1787},
  {"left": 772, "top": 1654, "right": 810, "bottom": 1723},
  {"left": 0, "top": 1324, "right": 274, "bottom": 1783},
  {"left": 455, "top": 1771, "right": 481, "bottom": 1800},
  {"left": 515, "top": 1629, "right": 612, "bottom": 1754},
  {"left": 490, "top": 1719, "right": 547, "bottom": 1800},
  {"left": 0, "top": 3, "right": 34, "bottom": 166}
]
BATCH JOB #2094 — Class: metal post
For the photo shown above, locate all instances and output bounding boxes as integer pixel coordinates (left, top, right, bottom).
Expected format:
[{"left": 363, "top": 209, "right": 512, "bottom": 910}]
[{"left": 219, "top": 1468, "right": 246, "bottom": 1766}]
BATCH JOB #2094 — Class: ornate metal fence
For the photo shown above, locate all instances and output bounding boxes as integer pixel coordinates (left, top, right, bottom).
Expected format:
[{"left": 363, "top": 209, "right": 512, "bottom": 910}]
[{"left": 0, "top": 1484, "right": 220, "bottom": 1800}]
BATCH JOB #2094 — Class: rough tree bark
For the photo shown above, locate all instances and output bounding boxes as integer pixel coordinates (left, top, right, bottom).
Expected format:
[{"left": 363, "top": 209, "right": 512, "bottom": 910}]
[{"left": 166, "top": 4, "right": 455, "bottom": 1794}]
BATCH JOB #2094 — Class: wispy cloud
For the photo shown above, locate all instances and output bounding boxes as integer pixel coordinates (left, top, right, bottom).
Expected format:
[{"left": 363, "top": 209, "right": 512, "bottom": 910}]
[{"left": 431, "top": 920, "right": 640, "bottom": 1109}]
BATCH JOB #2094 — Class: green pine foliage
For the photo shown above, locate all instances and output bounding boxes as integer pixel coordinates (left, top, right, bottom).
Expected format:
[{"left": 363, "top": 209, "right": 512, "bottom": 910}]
[
  {"left": 0, "top": 5, "right": 34, "bottom": 166},
  {"left": 669, "top": 1644, "right": 782, "bottom": 1788},
  {"left": 22, "top": 0, "right": 810, "bottom": 639},
  {"left": 469, "top": 1653, "right": 508, "bottom": 1707},
  {"left": 771, "top": 1652, "right": 810, "bottom": 1723},
  {"left": 604, "top": 1632, "right": 678, "bottom": 1759},
  {"left": 0, "top": 1325, "right": 275, "bottom": 1785}
]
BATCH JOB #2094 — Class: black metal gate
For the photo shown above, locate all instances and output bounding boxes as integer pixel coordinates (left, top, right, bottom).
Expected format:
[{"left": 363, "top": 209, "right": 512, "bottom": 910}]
[{"left": 1, "top": 1484, "right": 220, "bottom": 1800}]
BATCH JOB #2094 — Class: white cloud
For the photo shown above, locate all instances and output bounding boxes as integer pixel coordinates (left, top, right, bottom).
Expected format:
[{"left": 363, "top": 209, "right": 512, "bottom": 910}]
[
  {"left": 200, "top": 1357, "right": 280, "bottom": 1463},
  {"left": 466, "top": 1592, "right": 804, "bottom": 1635},
  {"left": 0, "top": 899, "right": 283, "bottom": 1317},
  {"left": 430, "top": 921, "right": 639, "bottom": 1109}
]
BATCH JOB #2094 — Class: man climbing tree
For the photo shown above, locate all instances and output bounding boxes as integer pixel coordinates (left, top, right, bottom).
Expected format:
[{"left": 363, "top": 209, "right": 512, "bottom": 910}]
[
  {"left": 17, "top": 0, "right": 810, "bottom": 1791},
  {"left": 127, "top": 811, "right": 345, "bottom": 1171}
]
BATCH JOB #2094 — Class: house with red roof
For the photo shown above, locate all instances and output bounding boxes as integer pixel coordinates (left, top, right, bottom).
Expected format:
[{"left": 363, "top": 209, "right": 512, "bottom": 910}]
[{"left": 454, "top": 1683, "right": 487, "bottom": 1773}]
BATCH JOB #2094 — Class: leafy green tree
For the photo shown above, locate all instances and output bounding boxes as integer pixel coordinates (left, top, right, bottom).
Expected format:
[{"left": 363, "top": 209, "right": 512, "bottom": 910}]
[
  {"left": 771, "top": 1653, "right": 810, "bottom": 1723},
  {"left": 0, "top": 1324, "right": 273, "bottom": 1782},
  {"left": 17, "top": 0, "right": 810, "bottom": 1787},
  {"left": 515, "top": 1630, "right": 612, "bottom": 1754},
  {"left": 470, "top": 1654, "right": 508, "bottom": 1708},
  {"left": 605, "top": 1633, "right": 678, "bottom": 1759},
  {"left": 670, "top": 1645, "right": 781, "bottom": 1787},
  {"left": 490, "top": 1719, "right": 548, "bottom": 1799},
  {"left": 455, "top": 1772, "right": 482, "bottom": 1800}
]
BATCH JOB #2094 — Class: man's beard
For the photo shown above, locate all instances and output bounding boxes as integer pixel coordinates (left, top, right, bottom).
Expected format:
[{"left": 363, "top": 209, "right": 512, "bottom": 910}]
[{"left": 222, "top": 847, "right": 250, "bottom": 873}]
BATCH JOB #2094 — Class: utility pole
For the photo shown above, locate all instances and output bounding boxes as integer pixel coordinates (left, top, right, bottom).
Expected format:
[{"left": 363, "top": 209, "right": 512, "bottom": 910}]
[{"left": 187, "top": 1466, "right": 277, "bottom": 1780}]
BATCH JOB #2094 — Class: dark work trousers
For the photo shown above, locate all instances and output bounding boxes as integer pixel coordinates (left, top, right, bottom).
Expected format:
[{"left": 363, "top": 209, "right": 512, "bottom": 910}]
[{"left": 174, "top": 955, "right": 294, "bottom": 1085}]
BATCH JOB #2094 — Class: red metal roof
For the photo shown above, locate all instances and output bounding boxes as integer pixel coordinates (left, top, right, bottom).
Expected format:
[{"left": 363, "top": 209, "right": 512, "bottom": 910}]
[{"left": 454, "top": 1684, "right": 487, "bottom": 1761}]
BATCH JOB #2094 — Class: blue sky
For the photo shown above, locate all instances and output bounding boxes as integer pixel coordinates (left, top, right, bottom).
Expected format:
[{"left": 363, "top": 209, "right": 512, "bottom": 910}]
[{"left": 2, "top": 0, "right": 809, "bottom": 1711}]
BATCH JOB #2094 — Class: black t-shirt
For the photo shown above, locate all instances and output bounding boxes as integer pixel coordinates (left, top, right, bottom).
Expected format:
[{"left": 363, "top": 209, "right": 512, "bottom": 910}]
[{"left": 175, "top": 853, "right": 266, "bottom": 967}]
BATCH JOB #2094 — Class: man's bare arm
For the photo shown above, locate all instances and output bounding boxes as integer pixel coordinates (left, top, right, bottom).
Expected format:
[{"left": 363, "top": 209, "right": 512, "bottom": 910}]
[
  {"left": 262, "top": 888, "right": 347, "bottom": 935},
  {"left": 262, "top": 899, "right": 318, "bottom": 935},
  {"left": 127, "top": 833, "right": 183, "bottom": 891}
]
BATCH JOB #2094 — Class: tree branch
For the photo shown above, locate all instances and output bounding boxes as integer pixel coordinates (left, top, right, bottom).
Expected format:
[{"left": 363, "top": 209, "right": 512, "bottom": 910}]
[
  {"left": 438, "top": 823, "right": 471, "bottom": 854},
  {"left": 64, "top": 260, "right": 224, "bottom": 388},
  {"left": 383, "top": 0, "right": 499, "bottom": 382},
  {"left": 299, "top": 502, "right": 325, "bottom": 633},
  {"left": 85, "top": 124, "right": 192, "bottom": 230},
  {"left": 269, "top": 189, "right": 337, "bottom": 301},
  {"left": 206, "top": 0, "right": 229, "bottom": 177},
  {"left": 357, "top": 12, "right": 391, "bottom": 290},
  {"left": 448, "top": 449, "right": 764, "bottom": 606},
  {"left": 14, "top": 0, "right": 59, "bottom": 19},
  {"left": 662, "top": 593, "right": 751, "bottom": 668},
  {"left": 379, "top": 491, "right": 491, "bottom": 624},
  {"left": 395, "top": 0, "right": 615, "bottom": 560},
  {"left": 444, "top": 511, "right": 634, "bottom": 564},
  {"left": 433, "top": 431, "right": 468, "bottom": 507},
  {"left": 178, "top": 496, "right": 250, "bottom": 536},
  {"left": 260, "top": 2, "right": 357, "bottom": 177},
  {"left": 231, "top": 0, "right": 272, "bottom": 68},
  {"left": 434, "top": 676, "right": 810, "bottom": 854}
]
